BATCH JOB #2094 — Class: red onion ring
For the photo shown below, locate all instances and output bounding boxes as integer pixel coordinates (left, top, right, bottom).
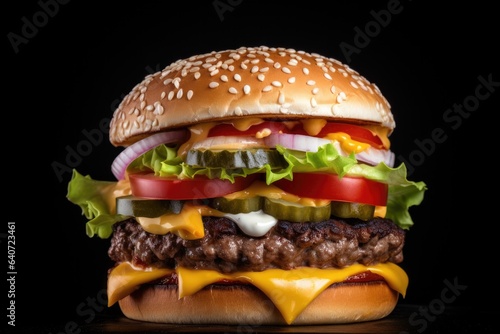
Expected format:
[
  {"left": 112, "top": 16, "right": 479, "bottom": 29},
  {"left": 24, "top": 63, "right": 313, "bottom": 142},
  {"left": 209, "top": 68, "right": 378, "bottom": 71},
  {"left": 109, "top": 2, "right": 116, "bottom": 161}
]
[{"left": 111, "top": 130, "right": 188, "bottom": 180}]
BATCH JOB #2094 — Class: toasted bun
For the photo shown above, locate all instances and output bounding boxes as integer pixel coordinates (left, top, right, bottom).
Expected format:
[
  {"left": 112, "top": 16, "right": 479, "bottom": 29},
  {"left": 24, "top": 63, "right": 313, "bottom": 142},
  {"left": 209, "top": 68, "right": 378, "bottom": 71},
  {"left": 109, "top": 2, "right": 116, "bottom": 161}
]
[
  {"left": 118, "top": 282, "right": 398, "bottom": 325},
  {"left": 110, "top": 46, "right": 394, "bottom": 147}
]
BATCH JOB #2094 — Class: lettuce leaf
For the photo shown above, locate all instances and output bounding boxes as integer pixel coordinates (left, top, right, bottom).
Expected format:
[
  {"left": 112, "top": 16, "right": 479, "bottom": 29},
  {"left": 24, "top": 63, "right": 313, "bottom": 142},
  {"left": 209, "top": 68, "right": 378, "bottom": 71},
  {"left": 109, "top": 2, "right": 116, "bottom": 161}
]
[{"left": 67, "top": 170, "right": 130, "bottom": 238}]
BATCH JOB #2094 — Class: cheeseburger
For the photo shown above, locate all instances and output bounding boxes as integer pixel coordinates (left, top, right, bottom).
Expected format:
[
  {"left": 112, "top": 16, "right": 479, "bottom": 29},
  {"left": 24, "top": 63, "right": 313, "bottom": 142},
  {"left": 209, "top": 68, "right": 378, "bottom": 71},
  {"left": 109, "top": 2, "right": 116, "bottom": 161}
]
[{"left": 67, "top": 46, "right": 426, "bottom": 325}]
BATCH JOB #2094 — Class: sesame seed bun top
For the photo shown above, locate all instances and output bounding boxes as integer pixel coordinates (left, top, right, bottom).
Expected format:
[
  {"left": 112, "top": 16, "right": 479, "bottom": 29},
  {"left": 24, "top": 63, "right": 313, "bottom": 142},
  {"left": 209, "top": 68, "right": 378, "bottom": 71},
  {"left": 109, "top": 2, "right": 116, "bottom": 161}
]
[{"left": 109, "top": 46, "right": 395, "bottom": 147}]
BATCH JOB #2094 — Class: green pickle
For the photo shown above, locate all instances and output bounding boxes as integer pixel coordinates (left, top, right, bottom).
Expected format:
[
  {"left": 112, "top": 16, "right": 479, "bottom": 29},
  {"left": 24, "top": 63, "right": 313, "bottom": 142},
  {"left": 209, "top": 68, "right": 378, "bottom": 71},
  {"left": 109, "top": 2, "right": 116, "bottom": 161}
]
[
  {"left": 263, "top": 198, "right": 331, "bottom": 222},
  {"left": 212, "top": 197, "right": 263, "bottom": 214},
  {"left": 186, "top": 149, "right": 286, "bottom": 169},
  {"left": 330, "top": 201, "right": 374, "bottom": 220},
  {"left": 116, "top": 195, "right": 184, "bottom": 218}
]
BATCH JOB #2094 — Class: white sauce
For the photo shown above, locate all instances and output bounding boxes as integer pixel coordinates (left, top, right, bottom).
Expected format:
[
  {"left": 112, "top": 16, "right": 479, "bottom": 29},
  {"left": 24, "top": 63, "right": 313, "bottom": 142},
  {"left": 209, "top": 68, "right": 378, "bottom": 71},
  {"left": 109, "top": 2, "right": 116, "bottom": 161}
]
[{"left": 223, "top": 210, "right": 277, "bottom": 237}]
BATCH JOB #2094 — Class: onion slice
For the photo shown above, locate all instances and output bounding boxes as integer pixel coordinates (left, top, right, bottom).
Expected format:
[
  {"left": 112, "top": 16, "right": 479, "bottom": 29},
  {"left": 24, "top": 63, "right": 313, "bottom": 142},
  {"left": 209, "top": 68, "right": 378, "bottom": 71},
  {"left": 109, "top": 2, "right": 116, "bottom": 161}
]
[
  {"left": 111, "top": 130, "right": 188, "bottom": 180},
  {"left": 264, "top": 133, "right": 331, "bottom": 152},
  {"left": 264, "top": 133, "right": 395, "bottom": 167}
]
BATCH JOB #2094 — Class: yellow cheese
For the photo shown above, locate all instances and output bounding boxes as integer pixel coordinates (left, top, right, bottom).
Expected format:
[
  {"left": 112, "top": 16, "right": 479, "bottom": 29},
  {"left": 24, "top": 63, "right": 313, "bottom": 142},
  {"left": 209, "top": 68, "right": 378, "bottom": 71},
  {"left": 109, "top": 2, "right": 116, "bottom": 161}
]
[
  {"left": 107, "top": 262, "right": 173, "bottom": 306},
  {"left": 135, "top": 203, "right": 207, "bottom": 240},
  {"left": 326, "top": 132, "right": 370, "bottom": 154},
  {"left": 108, "top": 262, "right": 408, "bottom": 324},
  {"left": 223, "top": 180, "right": 331, "bottom": 207}
]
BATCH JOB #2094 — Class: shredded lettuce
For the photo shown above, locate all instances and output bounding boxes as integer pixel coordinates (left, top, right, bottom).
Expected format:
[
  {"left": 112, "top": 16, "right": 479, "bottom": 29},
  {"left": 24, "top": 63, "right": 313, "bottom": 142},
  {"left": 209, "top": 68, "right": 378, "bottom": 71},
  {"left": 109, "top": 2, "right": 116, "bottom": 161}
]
[{"left": 67, "top": 143, "right": 426, "bottom": 238}]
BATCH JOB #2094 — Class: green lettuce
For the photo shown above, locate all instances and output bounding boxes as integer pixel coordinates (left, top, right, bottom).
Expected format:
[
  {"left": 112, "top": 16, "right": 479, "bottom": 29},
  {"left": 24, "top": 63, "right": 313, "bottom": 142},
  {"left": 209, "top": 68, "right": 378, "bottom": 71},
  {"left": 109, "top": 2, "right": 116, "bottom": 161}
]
[{"left": 67, "top": 170, "right": 129, "bottom": 238}]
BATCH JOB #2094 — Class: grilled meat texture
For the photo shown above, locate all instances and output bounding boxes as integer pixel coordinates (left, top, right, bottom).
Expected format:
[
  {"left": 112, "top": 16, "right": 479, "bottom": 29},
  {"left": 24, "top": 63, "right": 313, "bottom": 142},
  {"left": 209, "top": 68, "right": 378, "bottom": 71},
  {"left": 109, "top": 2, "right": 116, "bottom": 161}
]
[{"left": 108, "top": 217, "right": 405, "bottom": 273}]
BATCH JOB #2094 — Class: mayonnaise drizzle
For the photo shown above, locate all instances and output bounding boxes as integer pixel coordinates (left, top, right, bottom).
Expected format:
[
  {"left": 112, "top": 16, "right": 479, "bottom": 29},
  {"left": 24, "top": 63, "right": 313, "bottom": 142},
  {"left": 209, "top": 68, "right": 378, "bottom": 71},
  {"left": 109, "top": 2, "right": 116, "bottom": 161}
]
[{"left": 223, "top": 210, "right": 277, "bottom": 237}]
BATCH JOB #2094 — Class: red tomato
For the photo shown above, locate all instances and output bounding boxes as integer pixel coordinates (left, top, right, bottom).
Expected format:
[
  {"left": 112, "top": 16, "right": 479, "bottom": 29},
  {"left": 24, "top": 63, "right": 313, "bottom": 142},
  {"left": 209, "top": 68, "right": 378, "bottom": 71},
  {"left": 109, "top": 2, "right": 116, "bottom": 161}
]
[
  {"left": 128, "top": 173, "right": 259, "bottom": 200},
  {"left": 290, "top": 123, "right": 384, "bottom": 149},
  {"left": 274, "top": 173, "right": 388, "bottom": 206}
]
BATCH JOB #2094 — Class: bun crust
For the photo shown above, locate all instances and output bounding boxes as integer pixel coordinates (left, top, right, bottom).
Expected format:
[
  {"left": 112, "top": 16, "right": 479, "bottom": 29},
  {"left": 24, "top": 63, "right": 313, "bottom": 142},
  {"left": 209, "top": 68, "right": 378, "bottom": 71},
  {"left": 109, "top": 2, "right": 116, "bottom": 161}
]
[
  {"left": 118, "top": 282, "right": 398, "bottom": 325},
  {"left": 110, "top": 46, "right": 394, "bottom": 146}
]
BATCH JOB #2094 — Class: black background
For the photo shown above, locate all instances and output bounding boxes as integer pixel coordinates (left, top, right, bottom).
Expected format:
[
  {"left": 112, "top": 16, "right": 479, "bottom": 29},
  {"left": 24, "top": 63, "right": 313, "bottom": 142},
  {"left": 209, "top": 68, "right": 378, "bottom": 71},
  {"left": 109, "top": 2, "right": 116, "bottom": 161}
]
[{"left": 4, "top": 0, "right": 499, "bottom": 332}]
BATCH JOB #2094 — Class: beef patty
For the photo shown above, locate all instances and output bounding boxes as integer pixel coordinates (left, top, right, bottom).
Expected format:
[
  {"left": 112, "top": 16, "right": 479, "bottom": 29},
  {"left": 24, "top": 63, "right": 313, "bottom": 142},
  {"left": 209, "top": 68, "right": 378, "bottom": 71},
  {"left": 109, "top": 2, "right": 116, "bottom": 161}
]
[{"left": 108, "top": 216, "right": 405, "bottom": 273}]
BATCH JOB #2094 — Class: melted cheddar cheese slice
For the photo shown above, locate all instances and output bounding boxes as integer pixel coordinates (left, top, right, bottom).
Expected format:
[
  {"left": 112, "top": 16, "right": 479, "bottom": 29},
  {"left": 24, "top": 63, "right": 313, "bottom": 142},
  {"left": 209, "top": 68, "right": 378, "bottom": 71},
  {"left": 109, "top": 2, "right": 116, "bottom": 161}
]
[{"left": 108, "top": 262, "right": 408, "bottom": 324}]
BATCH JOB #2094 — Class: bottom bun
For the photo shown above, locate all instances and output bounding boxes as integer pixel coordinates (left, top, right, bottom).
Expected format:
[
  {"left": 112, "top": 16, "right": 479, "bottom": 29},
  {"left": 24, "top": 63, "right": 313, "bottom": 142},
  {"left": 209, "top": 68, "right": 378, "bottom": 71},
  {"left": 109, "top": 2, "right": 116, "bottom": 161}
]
[{"left": 118, "top": 281, "right": 399, "bottom": 325}]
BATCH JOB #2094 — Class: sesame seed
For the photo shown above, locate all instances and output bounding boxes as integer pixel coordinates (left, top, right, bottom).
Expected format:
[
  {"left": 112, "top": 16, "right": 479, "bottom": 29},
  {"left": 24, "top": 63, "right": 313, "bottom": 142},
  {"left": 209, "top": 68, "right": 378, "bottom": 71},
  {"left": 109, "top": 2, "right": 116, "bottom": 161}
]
[
  {"left": 163, "top": 78, "right": 172, "bottom": 86},
  {"left": 168, "top": 91, "right": 175, "bottom": 100},
  {"left": 306, "top": 80, "right": 316, "bottom": 86},
  {"left": 146, "top": 105, "right": 154, "bottom": 111},
  {"left": 288, "top": 59, "right": 298, "bottom": 66},
  {"left": 243, "top": 85, "right": 251, "bottom": 95},
  {"left": 281, "top": 67, "right": 291, "bottom": 74},
  {"left": 324, "top": 73, "right": 332, "bottom": 80},
  {"left": 288, "top": 77, "right": 296, "bottom": 84},
  {"left": 209, "top": 82, "right": 219, "bottom": 88},
  {"left": 262, "top": 85, "right": 273, "bottom": 92},
  {"left": 251, "top": 59, "right": 260, "bottom": 64},
  {"left": 194, "top": 72, "right": 201, "bottom": 80},
  {"left": 278, "top": 92, "right": 285, "bottom": 104},
  {"left": 337, "top": 92, "right": 347, "bottom": 103},
  {"left": 220, "top": 75, "right": 228, "bottom": 82},
  {"left": 251, "top": 66, "right": 259, "bottom": 73},
  {"left": 273, "top": 62, "right": 281, "bottom": 69},
  {"left": 265, "top": 58, "right": 274, "bottom": 63},
  {"left": 229, "top": 87, "right": 238, "bottom": 94},
  {"left": 210, "top": 69, "right": 219, "bottom": 76},
  {"left": 187, "top": 90, "right": 194, "bottom": 100},
  {"left": 173, "top": 78, "right": 180, "bottom": 89},
  {"left": 302, "top": 68, "right": 310, "bottom": 75},
  {"left": 350, "top": 81, "right": 358, "bottom": 89},
  {"left": 312, "top": 87, "right": 319, "bottom": 95},
  {"left": 234, "top": 74, "right": 242, "bottom": 82},
  {"left": 154, "top": 102, "right": 164, "bottom": 115},
  {"left": 310, "top": 97, "right": 317, "bottom": 108},
  {"left": 330, "top": 85, "right": 336, "bottom": 94},
  {"left": 257, "top": 74, "right": 265, "bottom": 82},
  {"left": 271, "top": 81, "right": 282, "bottom": 87}
]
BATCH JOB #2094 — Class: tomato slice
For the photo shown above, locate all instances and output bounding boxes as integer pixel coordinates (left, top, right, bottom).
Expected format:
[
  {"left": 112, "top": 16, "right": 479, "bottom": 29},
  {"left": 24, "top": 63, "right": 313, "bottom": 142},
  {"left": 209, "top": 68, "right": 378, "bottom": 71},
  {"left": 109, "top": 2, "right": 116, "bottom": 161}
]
[
  {"left": 274, "top": 173, "right": 388, "bottom": 206},
  {"left": 129, "top": 173, "right": 259, "bottom": 200},
  {"left": 290, "top": 123, "right": 384, "bottom": 149},
  {"left": 208, "top": 121, "right": 291, "bottom": 137}
]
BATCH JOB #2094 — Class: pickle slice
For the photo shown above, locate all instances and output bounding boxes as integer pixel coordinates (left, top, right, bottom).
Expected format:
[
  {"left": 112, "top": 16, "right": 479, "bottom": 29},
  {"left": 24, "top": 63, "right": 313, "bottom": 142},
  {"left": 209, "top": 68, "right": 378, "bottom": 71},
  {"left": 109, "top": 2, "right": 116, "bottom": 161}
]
[
  {"left": 185, "top": 149, "right": 286, "bottom": 169},
  {"left": 212, "top": 197, "right": 263, "bottom": 214},
  {"left": 330, "top": 201, "right": 375, "bottom": 220},
  {"left": 263, "top": 198, "right": 331, "bottom": 222},
  {"left": 116, "top": 195, "right": 184, "bottom": 218}
]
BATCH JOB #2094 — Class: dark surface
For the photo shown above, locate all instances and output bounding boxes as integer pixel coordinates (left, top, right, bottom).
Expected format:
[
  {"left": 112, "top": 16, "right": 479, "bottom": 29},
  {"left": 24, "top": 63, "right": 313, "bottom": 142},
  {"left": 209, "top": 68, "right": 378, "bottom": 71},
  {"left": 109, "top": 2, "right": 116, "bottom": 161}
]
[
  {"left": 4, "top": 304, "right": 497, "bottom": 334},
  {"left": 4, "top": 1, "right": 500, "bottom": 333}
]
